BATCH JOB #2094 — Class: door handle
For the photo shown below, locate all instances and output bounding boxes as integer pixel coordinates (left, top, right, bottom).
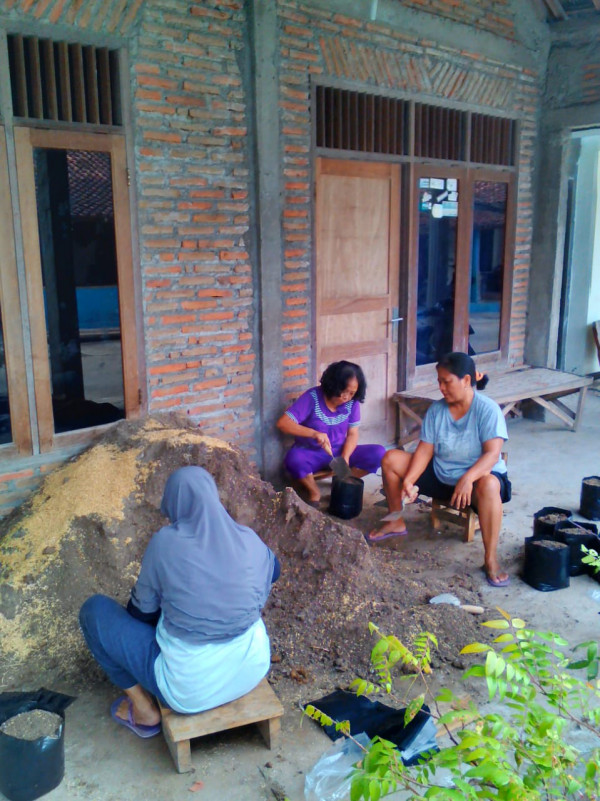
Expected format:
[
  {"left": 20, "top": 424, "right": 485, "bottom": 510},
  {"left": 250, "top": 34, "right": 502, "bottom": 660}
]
[{"left": 390, "top": 308, "right": 403, "bottom": 343}]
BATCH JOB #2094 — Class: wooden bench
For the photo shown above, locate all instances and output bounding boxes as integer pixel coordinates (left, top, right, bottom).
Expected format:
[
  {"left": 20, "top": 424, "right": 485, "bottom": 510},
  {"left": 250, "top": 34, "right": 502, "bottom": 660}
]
[
  {"left": 394, "top": 366, "right": 592, "bottom": 446},
  {"left": 158, "top": 678, "right": 284, "bottom": 773}
]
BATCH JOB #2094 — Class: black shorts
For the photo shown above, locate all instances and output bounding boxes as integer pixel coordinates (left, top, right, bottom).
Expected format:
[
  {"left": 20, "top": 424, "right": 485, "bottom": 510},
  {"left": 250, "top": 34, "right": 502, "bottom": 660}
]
[{"left": 416, "top": 461, "right": 512, "bottom": 505}]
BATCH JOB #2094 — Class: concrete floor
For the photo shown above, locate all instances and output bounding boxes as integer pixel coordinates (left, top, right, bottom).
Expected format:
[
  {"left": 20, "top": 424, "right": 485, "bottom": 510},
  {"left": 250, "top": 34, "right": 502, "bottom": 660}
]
[{"left": 15, "top": 390, "right": 600, "bottom": 801}]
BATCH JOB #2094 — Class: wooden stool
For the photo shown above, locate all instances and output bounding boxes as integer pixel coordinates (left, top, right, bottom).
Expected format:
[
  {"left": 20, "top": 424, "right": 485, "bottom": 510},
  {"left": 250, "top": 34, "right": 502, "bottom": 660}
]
[
  {"left": 429, "top": 452, "right": 508, "bottom": 543},
  {"left": 158, "top": 678, "right": 284, "bottom": 773},
  {"left": 431, "top": 499, "right": 480, "bottom": 542}
]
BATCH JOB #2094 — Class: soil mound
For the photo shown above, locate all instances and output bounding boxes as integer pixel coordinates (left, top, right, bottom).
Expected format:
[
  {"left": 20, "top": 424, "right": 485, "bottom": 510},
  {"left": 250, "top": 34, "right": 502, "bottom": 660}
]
[{"left": 0, "top": 416, "right": 482, "bottom": 697}]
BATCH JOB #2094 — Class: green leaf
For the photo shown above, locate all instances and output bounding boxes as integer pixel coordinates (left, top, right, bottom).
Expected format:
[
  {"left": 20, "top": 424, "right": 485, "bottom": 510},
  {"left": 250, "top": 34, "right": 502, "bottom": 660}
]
[
  {"left": 460, "top": 642, "right": 491, "bottom": 654},
  {"left": 482, "top": 619, "right": 511, "bottom": 629},
  {"left": 510, "top": 618, "right": 526, "bottom": 629}
]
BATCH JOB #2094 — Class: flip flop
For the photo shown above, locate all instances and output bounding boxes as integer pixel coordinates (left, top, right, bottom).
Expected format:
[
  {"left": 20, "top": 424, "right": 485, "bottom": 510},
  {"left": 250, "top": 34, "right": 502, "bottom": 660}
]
[
  {"left": 485, "top": 574, "right": 510, "bottom": 588},
  {"left": 110, "top": 696, "right": 161, "bottom": 739},
  {"left": 366, "top": 528, "right": 408, "bottom": 545}
]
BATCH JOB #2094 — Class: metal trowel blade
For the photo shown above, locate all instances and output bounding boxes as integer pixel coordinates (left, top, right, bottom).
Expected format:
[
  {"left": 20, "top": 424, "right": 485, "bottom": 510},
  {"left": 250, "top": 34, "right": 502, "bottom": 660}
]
[
  {"left": 380, "top": 509, "right": 405, "bottom": 522},
  {"left": 329, "top": 456, "right": 351, "bottom": 479}
]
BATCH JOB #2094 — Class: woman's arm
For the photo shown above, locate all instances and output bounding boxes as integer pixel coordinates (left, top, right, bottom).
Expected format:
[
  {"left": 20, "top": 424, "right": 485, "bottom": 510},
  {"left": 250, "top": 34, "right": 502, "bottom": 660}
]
[
  {"left": 340, "top": 425, "right": 359, "bottom": 462},
  {"left": 403, "top": 441, "right": 435, "bottom": 499},
  {"left": 276, "top": 413, "right": 332, "bottom": 454},
  {"left": 451, "top": 437, "right": 503, "bottom": 509}
]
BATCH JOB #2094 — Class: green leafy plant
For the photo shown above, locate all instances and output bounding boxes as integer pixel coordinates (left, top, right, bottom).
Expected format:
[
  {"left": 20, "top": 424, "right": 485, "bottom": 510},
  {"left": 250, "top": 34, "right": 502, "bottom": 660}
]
[
  {"left": 304, "top": 614, "right": 600, "bottom": 800},
  {"left": 582, "top": 543, "right": 600, "bottom": 574}
]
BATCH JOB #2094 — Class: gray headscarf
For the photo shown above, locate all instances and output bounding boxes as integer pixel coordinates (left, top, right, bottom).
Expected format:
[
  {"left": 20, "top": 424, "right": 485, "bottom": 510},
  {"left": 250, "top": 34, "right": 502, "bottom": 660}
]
[{"left": 130, "top": 466, "right": 275, "bottom": 643}]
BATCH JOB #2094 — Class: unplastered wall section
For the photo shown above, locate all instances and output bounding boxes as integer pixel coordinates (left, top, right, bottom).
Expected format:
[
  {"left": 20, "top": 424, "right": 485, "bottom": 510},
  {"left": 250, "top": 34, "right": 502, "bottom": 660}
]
[
  {"left": 277, "top": 0, "right": 541, "bottom": 401},
  {"left": 132, "top": 1, "right": 258, "bottom": 452}
]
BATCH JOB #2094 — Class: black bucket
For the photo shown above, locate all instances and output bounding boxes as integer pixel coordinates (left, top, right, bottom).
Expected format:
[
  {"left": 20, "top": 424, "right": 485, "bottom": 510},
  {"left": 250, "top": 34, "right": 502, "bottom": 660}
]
[
  {"left": 580, "top": 476, "right": 600, "bottom": 521},
  {"left": 0, "top": 689, "right": 74, "bottom": 801},
  {"left": 553, "top": 521, "right": 599, "bottom": 577},
  {"left": 328, "top": 475, "right": 364, "bottom": 520},
  {"left": 523, "top": 536, "right": 570, "bottom": 592},
  {"left": 532, "top": 506, "right": 572, "bottom": 539}
]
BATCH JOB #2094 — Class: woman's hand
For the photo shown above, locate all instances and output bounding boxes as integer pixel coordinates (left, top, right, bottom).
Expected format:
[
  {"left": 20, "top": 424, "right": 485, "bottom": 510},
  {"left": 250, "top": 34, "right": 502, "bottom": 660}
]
[
  {"left": 401, "top": 481, "right": 419, "bottom": 505},
  {"left": 313, "top": 430, "right": 332, "bottom": 456},
  {"left": 451, "top": 475, "right": 474, "bottom": 509}
]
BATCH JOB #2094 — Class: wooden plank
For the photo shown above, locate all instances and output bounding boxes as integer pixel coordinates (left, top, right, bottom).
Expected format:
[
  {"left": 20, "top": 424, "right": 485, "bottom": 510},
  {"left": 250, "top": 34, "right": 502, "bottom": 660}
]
[
  {"left": 0, "top": 129, "right": 33, "bottom": 453},
  {"left": 110, "top": 134, "right": 141, "bottom": 418},
  {"left": 12, "top": 35, "right": 29, "bottom": 117},
  {"left": 41, "top": 39, "right": 58, "bottom": 120},
  {"left": 27, "top": 37, "right": 43, "bottom": 119},
  {"left": 13, "top": 127, "right": 55, "bottom": 452},
  {"left": 56, "top": 41, "right": 72, "bottom": 122},
  {"left": 159, "top": 679, "right": 283, "bottom": 742},
  {"left": 69, "top": 43, "right": 86, "bottom": 123},
  {"left": 84, "top": 46, "right": 100, "bottom": 125}
]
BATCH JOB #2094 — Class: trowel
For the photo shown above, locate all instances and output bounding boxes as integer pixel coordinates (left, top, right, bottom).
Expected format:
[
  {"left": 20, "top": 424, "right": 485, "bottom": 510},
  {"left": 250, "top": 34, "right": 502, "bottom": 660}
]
[
  {"left": 429, "top": 593, "right": 484, "bottom": 615},
  {"left": 329, "top": 456, "right": 351, "bottom": 480},
  {"left": 380, "top": 486, "right": 420, "bottom": 521}
]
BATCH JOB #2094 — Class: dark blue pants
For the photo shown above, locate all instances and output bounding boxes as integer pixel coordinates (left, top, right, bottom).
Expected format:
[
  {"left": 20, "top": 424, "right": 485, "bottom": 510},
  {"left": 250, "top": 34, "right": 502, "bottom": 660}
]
[{"left": 79, "top": 594, "right": 167, "bottom": 703}]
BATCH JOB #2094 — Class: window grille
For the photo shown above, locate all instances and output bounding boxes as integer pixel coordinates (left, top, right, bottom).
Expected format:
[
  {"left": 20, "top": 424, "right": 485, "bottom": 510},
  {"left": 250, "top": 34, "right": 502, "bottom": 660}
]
[
  {"left": 316, "top": 85, "right": 516, "bottom": 168},
  {"left": 7, "top": 33, "right": 122, "bottom": 126}
]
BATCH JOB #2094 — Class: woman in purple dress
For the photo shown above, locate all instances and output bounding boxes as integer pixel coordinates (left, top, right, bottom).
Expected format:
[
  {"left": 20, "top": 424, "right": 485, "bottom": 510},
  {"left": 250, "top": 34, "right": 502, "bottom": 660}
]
[{"left": 276, "top": 361, "right": 386, "bottom": 507}]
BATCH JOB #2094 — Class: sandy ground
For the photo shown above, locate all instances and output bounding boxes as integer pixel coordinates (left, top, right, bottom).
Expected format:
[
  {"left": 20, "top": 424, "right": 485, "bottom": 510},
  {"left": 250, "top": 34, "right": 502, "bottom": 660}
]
[{"left": 8, "top": 391, "right": 600, "bottom": 801}]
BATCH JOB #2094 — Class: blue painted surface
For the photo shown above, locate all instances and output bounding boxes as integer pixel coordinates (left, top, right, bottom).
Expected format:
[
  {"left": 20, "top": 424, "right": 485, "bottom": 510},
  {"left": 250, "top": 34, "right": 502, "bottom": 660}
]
[{"left": 76, "top": 286, "right": 120, "bottom": 330}]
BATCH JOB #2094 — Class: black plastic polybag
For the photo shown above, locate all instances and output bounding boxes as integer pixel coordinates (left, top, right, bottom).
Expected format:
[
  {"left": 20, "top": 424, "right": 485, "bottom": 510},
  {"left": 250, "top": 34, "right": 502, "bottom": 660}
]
[
  {"left": 0, "top": 688, "right": 75, "bottom": 801},
  {"left": 523, "top": 536, "right": 570, "bottom": 592},
  {"left": 580, "top": 476, "right": 600, "bottom": 521},
  {"left": 553, "top": 522, "right": 599, "bottom": 576},
  {"left": 305, "top": 689, "right": 439, "bottom": 766},
  {"left": 328, "top": 477, "right": 364, "bottom": 520}
]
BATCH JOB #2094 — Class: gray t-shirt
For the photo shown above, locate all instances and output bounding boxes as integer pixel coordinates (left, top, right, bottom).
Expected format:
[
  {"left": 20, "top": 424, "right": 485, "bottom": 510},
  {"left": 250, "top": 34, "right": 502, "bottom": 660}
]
[{"left": 420, "top": 391, "right": 508, "bottom": 484}]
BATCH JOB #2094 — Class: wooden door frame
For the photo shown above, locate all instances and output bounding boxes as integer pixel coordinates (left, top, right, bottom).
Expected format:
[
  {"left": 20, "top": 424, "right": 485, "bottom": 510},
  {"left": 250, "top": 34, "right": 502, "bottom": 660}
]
[
  {"left": 315, "top": 157, "right": 401, "bottom": 440},
  {"left": 408, "top": 164, "right": 469, "bottom": 388},
  {"left": 0, "top": 127, "right": 33, "bottom": 455},
  {"left": 13, "top": 126, "right": 141, "bottom": 452},
  {"left": 407, "top": 165, "right": 516, "bottom": 388}
]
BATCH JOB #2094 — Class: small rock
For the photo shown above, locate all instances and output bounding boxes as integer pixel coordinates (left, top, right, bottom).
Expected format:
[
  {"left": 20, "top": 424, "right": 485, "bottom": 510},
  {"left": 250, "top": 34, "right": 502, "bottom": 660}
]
[{"left": 42, "top": 546, "right": 57, "bottom": 555}]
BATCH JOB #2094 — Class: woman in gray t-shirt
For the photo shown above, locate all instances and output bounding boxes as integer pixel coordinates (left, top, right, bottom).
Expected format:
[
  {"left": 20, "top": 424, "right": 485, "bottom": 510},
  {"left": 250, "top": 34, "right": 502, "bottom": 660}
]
[{"left": 369, "top": 352, "right": 511, "bottom": 588}]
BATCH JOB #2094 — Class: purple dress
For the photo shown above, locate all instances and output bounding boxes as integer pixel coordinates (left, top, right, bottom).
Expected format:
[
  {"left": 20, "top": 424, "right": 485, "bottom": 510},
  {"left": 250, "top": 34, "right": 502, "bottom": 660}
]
[{"left": 283, "top": 387, "right": 385, "bottom": 479}]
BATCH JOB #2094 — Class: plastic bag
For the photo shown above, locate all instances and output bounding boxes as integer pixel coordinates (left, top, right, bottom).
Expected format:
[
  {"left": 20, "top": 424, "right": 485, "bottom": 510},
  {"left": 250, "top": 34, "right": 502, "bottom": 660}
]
[
  {"left": 305, "top": 732, "right": 371, "bottom": 801},
  {"left": 0, "top": 688, "right": 75, "bottom": 801}
]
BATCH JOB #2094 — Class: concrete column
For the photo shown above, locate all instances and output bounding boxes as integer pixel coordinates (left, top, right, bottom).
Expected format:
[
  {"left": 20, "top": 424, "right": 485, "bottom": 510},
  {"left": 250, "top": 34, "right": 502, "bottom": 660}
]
[
  {"left": 525, "top": 124, "right": 570, "bottom": 368},
  {"left": 247, "top": 0, "right": 285, "bottom": 485}
]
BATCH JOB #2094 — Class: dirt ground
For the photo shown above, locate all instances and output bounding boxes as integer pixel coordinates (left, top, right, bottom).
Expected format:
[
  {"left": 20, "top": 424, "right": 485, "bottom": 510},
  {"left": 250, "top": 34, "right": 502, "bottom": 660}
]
[{"left": 1, "top": 394, "right": 600, "bottom": 800}]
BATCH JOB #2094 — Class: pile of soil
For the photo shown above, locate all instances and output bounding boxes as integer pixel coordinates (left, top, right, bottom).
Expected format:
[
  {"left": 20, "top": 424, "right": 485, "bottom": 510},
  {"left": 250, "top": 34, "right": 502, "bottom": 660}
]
[{"left": 0, "top": 416, "right": 486, "bottom": 704}]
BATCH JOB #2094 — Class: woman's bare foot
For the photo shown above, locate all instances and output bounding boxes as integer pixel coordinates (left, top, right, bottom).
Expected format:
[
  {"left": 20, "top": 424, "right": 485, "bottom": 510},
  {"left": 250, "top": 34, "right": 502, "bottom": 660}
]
[
  {"left": 367, "top": 517, "right": 408, "bottom": 541},
  {"left": 116, "top": 686, "right": 160, "bottom": 727},
  {"left": 484, "top": 559, "right": 509, "bottom": 586}
]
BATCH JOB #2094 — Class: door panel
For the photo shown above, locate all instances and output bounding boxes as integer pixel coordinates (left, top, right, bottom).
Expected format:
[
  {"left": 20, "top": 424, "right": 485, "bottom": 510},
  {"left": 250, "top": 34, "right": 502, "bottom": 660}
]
[{"left": 315, "top": 159, "right": 401, "bottom": 442}]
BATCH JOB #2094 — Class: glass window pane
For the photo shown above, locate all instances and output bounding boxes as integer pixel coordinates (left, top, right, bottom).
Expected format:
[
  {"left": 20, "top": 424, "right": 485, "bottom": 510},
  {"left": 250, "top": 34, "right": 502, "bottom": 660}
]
[
  {"left": 416, "top": 177, "right": 459, "bottom": 366},
  {"left": 33, "top": 148, "right": 125, "bottom": 433},
  {"left": 469, "top": 181, "right": 507, "bottom": 355},
  {"left": 0, "top": 304, "right": 12, "bottom": 445}
]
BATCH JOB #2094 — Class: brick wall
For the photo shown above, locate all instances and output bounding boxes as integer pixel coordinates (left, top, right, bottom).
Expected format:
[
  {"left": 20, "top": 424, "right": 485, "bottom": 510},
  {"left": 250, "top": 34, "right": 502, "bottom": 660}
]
[
  {"left": 131, "top": 1, "right": 258, "bottom": 451},
  {"left": 277, "top": 0, "right": 540, "bottom": 399},
  {"left": 399, "top": 0, "right": 516, "bottom": 41}
]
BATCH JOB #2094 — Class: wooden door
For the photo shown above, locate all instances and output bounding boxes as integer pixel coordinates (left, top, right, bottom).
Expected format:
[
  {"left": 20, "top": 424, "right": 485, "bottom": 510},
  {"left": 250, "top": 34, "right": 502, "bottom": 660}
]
[{"left": 315, "top": 158, "right": 401, "bottom": 443}]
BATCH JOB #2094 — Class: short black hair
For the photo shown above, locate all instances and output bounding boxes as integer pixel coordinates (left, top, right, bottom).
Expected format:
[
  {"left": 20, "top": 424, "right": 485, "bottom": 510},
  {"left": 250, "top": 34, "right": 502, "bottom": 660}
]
[
  {"left": 437, "top": 351, "right": 487, "bottom": 390},
  {"left": 320, "top": 360, "right": 367, "bottom": 403}
]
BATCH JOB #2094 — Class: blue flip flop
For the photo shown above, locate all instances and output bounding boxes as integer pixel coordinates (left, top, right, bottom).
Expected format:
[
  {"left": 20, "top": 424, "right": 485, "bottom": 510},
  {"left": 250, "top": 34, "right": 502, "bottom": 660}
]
[
  {"left": 485, "top": 574, "right": 510, "bottom": 588},
  {"left": 110, "top": 696, "right": 161, "bottom": 739},
  {"left": 366, "top": 529, "right": 408, "bottom": 545}
]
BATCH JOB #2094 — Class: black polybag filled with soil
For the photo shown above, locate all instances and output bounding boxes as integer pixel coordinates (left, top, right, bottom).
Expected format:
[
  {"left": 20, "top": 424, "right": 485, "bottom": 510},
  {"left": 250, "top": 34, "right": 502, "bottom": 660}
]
[
  {"left": 553, "top": 521, "right": 599, "bottom": 577},
  {"left": 580, "top": 476, "right": 600, "bottom": 521},
  {"left": 532, "top": 507, "right": 572, "bottom": 539},
  {"left": 328, "top": 476, "right": 364, "bottom": 520},
  {"left": 523, "top": 536, "right": 570, "bottom": 592},
  {"left": 0, "top": 688, "right": 75, "bottom": 801}
]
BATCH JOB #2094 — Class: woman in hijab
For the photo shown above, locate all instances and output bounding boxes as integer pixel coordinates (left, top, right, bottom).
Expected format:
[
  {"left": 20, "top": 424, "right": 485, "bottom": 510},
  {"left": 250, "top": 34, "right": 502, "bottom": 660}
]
[{"left": 79, "top": 466, "right": 279, "bottom": 738}]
